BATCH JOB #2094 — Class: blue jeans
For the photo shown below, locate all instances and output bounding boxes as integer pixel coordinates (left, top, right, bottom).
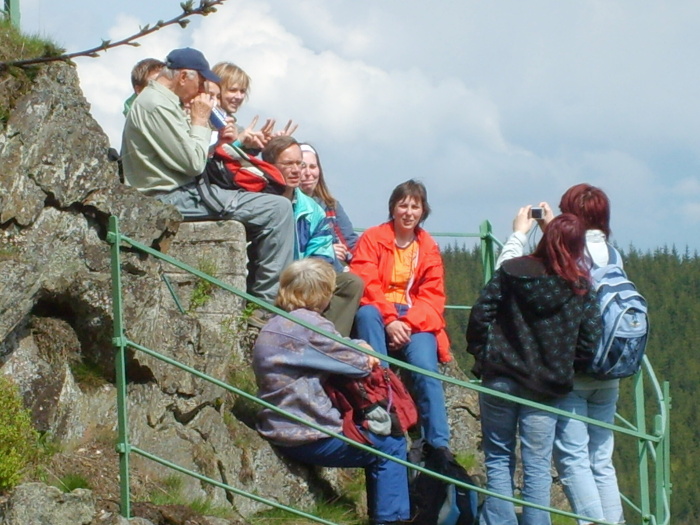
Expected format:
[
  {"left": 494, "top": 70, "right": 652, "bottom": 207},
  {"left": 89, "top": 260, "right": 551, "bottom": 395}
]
[
  {"left": 354, "top": 304, "right": 450, "bottom": 448},
  {"left": 278, "top": 432, "right": 410, "bottom": 524},
  {"left": 553, "top": 385, "right": 624, "bottom": 524},
  {"left": 479, "top": 377, "right": 558, "bottom": 525}
]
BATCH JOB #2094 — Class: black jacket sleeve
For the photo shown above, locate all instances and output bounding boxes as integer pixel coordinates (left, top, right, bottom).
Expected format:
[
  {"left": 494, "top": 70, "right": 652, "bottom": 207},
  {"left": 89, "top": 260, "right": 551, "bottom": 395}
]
[{"left": 466, "top": 269, "right": 504, "bottom": 376}]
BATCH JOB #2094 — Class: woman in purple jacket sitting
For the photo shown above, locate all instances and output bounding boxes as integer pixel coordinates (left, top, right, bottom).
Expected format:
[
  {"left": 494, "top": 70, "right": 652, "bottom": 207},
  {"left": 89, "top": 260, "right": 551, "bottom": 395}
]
[{"left": 252, "top": 258, "right": 410, "bottom": 525}]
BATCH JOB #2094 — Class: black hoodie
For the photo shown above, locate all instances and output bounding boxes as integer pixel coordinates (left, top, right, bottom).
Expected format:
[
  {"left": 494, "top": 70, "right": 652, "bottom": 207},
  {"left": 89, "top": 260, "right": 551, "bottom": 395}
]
[{"left": 466, "top": 256, "right": 602, "bottom": 398}]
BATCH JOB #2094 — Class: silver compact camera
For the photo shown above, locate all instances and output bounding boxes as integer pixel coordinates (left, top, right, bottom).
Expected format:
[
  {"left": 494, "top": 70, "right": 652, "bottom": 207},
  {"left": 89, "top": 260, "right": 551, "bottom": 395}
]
[{"left": 529, "top": 207, "right": 544, "bottom": 219}]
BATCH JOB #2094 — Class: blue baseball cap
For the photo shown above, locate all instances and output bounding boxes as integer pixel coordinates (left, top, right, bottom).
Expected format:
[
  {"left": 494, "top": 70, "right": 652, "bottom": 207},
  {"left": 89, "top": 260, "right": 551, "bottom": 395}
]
[{"left": 165, "top": 47, "right": 221, "bottom": 84}]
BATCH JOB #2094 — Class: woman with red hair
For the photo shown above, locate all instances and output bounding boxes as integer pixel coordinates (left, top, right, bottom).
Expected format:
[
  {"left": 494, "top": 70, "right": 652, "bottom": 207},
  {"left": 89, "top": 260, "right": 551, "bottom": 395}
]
[
  {"left": 555, "top": 184, "right": 626, "bottom": 525},
  {"left": 492, "top": 183, "right": 626, "bottom": 524},
  {"left": 467, "top": 213, "right": 602, "bottom": 525}
]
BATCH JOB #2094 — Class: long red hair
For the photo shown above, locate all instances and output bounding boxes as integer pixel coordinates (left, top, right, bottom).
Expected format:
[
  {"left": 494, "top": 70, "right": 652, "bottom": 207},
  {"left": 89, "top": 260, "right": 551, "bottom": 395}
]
[
  {"left": 531, "top": 213, "right": 589, "bottom": 294},
  {"left": 559, "top": 183, "right": 611, "bottom": 238}
]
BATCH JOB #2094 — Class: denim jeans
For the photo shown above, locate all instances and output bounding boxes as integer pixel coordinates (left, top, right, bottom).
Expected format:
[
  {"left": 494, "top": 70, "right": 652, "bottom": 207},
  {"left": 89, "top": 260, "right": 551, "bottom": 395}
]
[
  {"left": 354, "top": 304, "right": 450, "bottom": 448},
  {"left": 479, "top": 376, "right": 558, "bottom": 525},
  {"left": 278, "top": 432, "right": 410, "bottom": 524},
  {"left": 553, "top": 386, "right": 624, "bottom": 524}
]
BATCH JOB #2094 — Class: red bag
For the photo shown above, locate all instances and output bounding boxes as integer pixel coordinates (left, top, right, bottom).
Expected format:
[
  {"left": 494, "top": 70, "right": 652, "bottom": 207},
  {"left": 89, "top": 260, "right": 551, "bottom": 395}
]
[
  {"left": 204, "top": 143, "right": 287, "bottom": 195},
  {"left": 324, "top": 366, "right": 418, "bottom": 444}
]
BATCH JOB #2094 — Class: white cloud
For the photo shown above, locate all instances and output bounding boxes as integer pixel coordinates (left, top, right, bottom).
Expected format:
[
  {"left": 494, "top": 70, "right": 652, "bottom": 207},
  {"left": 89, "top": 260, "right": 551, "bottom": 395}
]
[{"left": 19, "top": 0, "right": 700, "bottom": 250}]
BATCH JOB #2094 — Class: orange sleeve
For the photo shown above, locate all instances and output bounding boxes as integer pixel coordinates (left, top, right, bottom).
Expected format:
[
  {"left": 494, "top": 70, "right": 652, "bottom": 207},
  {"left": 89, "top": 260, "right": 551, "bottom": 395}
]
[
  {"left": 401, "top": 240, "right": 446, "bottom": 334},
  {"left": 349, "top": 228, "right": 398, "bottom": 325}
]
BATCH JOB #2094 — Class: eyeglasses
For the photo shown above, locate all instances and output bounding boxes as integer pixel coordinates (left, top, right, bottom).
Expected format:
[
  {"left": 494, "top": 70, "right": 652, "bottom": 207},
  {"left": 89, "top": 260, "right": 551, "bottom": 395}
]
[{"left": 277, "top": 161, "right": 307, "bottom": 169}]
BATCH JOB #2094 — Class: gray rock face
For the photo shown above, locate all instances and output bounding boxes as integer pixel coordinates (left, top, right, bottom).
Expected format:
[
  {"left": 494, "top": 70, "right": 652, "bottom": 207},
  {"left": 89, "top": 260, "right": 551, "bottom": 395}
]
[
  {"left": 0, "top": 61, "right": 483, "bottom": 524},
  {"left": 0, "top": 483, "right": 95, "bottom": 525}
]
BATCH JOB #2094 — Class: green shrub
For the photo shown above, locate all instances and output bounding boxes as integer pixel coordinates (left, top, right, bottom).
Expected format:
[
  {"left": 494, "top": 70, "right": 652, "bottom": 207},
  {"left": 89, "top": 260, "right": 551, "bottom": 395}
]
[
  {"left": 188, "top": 259, "right": 218, "bottom": 312},
  {"left": 0, "top": 375, "right": 39, "bottom": 491}
]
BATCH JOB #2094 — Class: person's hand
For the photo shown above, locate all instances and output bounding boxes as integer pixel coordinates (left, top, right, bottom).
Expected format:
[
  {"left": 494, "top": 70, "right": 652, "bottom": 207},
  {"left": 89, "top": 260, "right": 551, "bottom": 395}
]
[
  {"left": 386, "top": 320, "right": 412, "bottom": 348},
  {"left": 539, "top": 201, "right": 555, "bottom": 229},
  {"left": 189, "top": 93, "right": 215, "bottom": 127},
  {"left": 261, "top": 119, "right": 299, "bottom": 144},
  {"left": 513, "top": 206, "right": 536, "bottom": 234},
  {"left": 357, "top": 341, "right": 380, "bottom": 368},
  {"left": 333, "top": 243, "right": 349, "bottom": 262},
  {"left": 276, "top": 119, "right": 299, "bottom": 137},
  {"left": 215, "top": 118, "right": 238, "bottom": 146},
  {"left": 238, "top": 116, "right": 267, "bottom": 149}
]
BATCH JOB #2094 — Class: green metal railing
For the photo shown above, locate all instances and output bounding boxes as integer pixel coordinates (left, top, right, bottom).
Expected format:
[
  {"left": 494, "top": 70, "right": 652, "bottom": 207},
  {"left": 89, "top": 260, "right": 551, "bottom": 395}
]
[
  {"left": 2, "top": 0, "right": 19, "bottom": 27},
  {"left": 108, "top": 215, "right": 671, "bottom": 525}
]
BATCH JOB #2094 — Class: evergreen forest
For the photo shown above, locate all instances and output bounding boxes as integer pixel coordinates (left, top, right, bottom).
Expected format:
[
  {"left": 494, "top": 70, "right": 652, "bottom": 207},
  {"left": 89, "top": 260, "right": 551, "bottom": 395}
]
[{"left": 442, "top": 242, "right": 700, "bottom": 524}]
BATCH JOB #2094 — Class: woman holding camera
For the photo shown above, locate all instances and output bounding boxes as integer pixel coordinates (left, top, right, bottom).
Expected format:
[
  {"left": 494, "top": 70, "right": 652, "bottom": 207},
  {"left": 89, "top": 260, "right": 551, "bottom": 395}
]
[
  {"left": 494, "top": 185, "right": 626, "bottom": 525},
  {"left": 467, "top": 213, "right": 602, "bottom": 525}
]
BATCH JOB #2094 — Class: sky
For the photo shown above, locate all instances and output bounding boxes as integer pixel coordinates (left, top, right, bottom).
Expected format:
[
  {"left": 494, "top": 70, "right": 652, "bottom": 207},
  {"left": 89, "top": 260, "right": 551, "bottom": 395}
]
[{"left": 19, "top": 0, "right": 700, "bottom": 253}]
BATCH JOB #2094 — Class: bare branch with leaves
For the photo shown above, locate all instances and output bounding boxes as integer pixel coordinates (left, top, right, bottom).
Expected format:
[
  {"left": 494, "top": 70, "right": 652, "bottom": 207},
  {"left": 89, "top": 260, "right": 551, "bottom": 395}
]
[{"left": 0, "top": 0, "right": 227, "bottom": 69}]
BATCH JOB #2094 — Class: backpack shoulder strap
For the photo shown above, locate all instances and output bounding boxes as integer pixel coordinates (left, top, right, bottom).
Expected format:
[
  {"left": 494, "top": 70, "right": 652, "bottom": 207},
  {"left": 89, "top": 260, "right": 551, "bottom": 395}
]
[
  {"left": 606, "top": 243, "right": 619, "bottom": 266},
  {"left": 195, "top": 170, "right": 229, "bottom": 218}
]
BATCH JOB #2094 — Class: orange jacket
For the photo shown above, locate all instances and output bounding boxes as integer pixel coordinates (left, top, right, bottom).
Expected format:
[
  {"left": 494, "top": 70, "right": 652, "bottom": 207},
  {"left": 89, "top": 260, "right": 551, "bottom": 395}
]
[{"left": 350, "top": 222, "right": 452, "bottom": 363}]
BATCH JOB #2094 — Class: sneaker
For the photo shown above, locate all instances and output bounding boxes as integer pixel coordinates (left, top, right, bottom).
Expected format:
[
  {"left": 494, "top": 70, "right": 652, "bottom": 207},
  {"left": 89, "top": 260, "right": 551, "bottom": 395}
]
[{"left": 247, "top": 308, "right": 274, "bottom": 329}]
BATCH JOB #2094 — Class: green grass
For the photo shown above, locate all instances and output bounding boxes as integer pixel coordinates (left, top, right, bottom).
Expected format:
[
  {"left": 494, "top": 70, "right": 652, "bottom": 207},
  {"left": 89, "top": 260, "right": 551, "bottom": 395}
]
[
  {"left": 454, "top": 450, "right": 479, "bottom": 471},
  {"left": 0, "top": 245, "right": 20, "bottom": 262},
  {"left": 0, "top": 18, "right": 64, "bottom": 63},
  {"left": 148, "top": 474, "right": 185, "bottom": 506},
  {"left": 551, "top": 512, "right": 577, "bottom": 525},
  {"left": 54, "top": 473, "right": 91, "bottom": 492},
  {"left": 341, "top": 469, "right": 367, "bottom": 508},
  {"left": 227, "top": 365, "right": 260, "bottom": 429},
  {"left": 188, "top": 259, "right": 218, "bottom": 312},
  {"left": 70, "top": 360, "right": 108, "bottom": 391},
  {"left": 250, "top": 498, "right": 365, "bottom": 525},
  {"left": 148, "top": 474, "right": 234, "bottom": 519}
]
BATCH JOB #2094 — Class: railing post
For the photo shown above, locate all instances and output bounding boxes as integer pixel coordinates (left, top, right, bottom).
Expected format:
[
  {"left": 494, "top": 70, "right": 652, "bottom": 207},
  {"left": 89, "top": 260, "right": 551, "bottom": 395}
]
[
  {"left": 663, "top": 381, "right": 672, "bottom": 524},
  {"left": 3, "top": 0, "right": 20, "bottom": 28},
  {"left": 633, "top": 371, "right": 651, "bottom": 523},
  {"left": 479, "top": 220, "right": 496, "bottom": 283},
  {"left": 108, "top": 216, "right": 131, "bottom": 519}
]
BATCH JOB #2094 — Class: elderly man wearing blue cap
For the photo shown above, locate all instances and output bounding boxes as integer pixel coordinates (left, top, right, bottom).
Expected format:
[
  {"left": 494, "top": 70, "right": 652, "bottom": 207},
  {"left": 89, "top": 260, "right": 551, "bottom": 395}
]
[{"left": 122, "top": 47, "right": 294, "bottom": 308}]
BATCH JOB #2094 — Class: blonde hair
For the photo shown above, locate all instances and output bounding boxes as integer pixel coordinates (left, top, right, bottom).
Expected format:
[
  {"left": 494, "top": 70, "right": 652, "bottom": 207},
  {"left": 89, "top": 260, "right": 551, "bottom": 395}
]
[
  {"left": 276, "top": 259, "right": 336, "bottom": 313},
  {"left": 212, "top": 61, "right": 251, "bottom": 98}
]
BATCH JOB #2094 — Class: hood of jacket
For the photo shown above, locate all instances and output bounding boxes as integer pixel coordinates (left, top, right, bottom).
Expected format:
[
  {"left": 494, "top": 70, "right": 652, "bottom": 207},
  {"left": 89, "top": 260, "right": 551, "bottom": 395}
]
[{"left": 500, "top": 256, "right": 577, "bottom": 317}]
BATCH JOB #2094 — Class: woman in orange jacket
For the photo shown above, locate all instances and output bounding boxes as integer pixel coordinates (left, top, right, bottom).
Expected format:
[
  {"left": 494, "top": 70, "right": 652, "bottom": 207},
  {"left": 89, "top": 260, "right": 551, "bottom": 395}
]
[{"left": 350, "top": 179, "right": 451, "bottom": 450}]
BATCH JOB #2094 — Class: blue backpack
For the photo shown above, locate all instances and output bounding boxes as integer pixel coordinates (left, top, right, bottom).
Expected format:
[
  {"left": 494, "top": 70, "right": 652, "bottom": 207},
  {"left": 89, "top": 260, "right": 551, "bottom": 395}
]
[{"left": 587, "top": 245, "right": 649, "bottom": 380}]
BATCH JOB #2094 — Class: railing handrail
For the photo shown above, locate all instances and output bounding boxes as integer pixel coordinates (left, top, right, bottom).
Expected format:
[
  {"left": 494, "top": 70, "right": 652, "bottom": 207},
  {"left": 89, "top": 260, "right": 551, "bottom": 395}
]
[{"left": 108, "top": 215, "right": 671, "bottom": 525}]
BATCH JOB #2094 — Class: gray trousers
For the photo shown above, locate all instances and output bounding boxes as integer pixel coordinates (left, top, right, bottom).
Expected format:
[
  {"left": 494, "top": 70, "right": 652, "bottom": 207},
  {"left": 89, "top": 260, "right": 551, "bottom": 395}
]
[{"left": 157, "top": 183, "right": 294, "bottom": 304}]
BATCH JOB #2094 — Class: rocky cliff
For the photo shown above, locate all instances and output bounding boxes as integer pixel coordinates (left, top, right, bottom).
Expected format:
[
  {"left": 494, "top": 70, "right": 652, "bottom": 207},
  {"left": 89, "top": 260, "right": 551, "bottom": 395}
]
[{"left": 0, "top": 61, "right": 482, "bottom": 524}]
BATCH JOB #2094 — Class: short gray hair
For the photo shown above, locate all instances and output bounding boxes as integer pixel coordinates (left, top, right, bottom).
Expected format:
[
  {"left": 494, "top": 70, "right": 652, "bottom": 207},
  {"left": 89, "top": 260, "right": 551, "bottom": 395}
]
[{"left": 159, "top": 67, "right": 197, "bottom": 80}]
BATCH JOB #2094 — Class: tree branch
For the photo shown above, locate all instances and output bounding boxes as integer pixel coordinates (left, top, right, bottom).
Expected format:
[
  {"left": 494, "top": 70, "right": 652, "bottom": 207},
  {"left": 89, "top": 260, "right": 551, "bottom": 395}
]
[{"left": 0, "top": 0, "right": 227, "bottom": 69}]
